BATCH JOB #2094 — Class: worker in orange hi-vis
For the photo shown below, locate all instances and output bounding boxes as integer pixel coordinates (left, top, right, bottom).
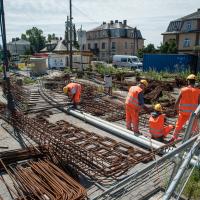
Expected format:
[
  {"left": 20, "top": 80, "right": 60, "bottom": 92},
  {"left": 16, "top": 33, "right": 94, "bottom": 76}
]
[
  {"left": 170, "top": 74, "right": 200, "bottom": 142},
  {"left": 149, "top": 104, "right": 173, "bottom": 142},
  {"left": 125, "top": 79, "right": 149, "bottom": 133},
  {"left": 63, "top": 82, "right": 82, "bottom": 108}
]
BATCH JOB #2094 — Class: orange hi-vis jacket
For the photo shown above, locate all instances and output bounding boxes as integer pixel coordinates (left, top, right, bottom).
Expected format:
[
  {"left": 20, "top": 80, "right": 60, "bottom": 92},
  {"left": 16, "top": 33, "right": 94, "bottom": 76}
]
[
  {"left": 179, "top": 86, "right": 200, "bottom": 116},
  {"left": 67, "top": 83, "right": 81, "bottom": 103},
  {"left": 149, "top": 114, "right": 165, "bottom": 138},
  {"left": 125, "top": 86, "right": 143, "bottom": 111}
]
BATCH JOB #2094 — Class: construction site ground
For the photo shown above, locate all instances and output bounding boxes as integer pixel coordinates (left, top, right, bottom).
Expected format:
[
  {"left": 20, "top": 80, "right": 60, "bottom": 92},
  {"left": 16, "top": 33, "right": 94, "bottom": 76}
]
[{"left": 0, "top": 70, "right": 188, "bottom": 200}]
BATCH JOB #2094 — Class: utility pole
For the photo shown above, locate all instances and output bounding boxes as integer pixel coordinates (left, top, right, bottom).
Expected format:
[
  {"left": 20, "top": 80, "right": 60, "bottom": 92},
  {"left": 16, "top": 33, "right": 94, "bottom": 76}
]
[
  {"left": 80, "top": 25, "right": 83, "bottom": 72},
  {"left": 65, "top": 16, "right": 69, "bottom": 51},
  {"left": 0, "top": 0, "right": 26, "bottom": 149},
  {"left": 0, "top": 0, "right": 15, "bottom": 112},
  {"left": 69, "top": 0, "right": 73, "bottom": 70},
  {"left": 133, "top": 28, "right": 136, "bottom": 55}
]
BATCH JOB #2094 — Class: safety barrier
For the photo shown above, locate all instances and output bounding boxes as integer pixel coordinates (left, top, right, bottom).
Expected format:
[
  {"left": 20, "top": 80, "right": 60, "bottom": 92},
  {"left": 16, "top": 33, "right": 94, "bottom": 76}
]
[
  {"left": 163, "top": 105, "right": 200, "bottom": 200},
  {"left": 93, "top": 105, "right": 200, "bottom": 200}
]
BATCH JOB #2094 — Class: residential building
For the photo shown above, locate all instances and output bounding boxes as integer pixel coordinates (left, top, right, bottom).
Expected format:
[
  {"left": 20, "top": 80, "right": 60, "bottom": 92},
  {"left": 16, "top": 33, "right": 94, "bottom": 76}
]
[
  {"left": 162, "top": 8, "right": 200, "bottom": 55},
  {"left": 7, "top": 38, "right": 30, "bottom": 55},
  {"left": 85, "top": 20, "right": 144, "bottom": 62}
]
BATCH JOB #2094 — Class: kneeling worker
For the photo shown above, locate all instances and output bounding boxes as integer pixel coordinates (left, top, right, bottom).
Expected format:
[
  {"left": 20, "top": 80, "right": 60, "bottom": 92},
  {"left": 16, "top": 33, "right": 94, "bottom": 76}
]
[
  {"left": 149, "top": 104, "right": 173, "bottom": 141},
  {"left": 125, "top": 79, "right": 149, "bottom": 133},
  {"left": 63, "top": 82, "right": 81, "bottom": 108}
]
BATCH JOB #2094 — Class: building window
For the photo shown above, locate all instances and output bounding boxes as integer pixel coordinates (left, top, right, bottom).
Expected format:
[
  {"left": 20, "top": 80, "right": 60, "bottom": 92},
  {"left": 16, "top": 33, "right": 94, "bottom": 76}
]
[
  {"left": 187, "top": 22, "right": 192, "bottom": 31},
  {"left": 88, "top": 43, "right": 91, "bottom": 49},
  {"left": 102, "top": 42, "right": 106, "bottom": 49},
  {"left": 183, "top": 38, "right": 191, "bottom": 47},
  {"left": 94, "top": 43, "right": 98, "bottom": 49},
  {"left": 125, "top": 42, "right": 128, "bottom": 49},
  {"left": 102, "top": 31, "right": 107, "bottom": 37},
  {"left": 112, "top": 42, "right": 116, "bottom": 49}
]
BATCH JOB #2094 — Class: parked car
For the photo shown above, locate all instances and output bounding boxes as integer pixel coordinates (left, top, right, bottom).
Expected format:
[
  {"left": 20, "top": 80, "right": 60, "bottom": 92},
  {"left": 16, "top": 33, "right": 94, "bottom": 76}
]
[{"left": 112, "top": 55, "right": 143, "bottom": 71}]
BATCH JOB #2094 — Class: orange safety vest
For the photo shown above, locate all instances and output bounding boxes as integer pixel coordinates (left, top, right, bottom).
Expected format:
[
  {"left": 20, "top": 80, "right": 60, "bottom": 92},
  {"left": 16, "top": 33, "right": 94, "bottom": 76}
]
[
  {"left": 179, "top": 86, "right": 200, "bottom": 115},
  {"left": 125, "top": 86, "right": 143, "bottom": 110},
  {"left": 149, "top": 114, "right": 165, "bottom": 138}
]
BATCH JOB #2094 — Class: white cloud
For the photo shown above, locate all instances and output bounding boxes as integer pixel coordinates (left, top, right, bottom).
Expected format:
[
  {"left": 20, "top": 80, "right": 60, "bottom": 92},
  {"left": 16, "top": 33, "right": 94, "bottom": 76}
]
[{"left": 3, "top": 0, "right": 199, "bottom": 46}]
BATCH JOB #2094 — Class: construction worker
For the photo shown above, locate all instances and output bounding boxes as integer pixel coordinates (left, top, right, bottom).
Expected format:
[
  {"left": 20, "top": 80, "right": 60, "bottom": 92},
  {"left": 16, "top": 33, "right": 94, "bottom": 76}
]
[
  {"left": 149, "top": 104, "right": 173, "bottom": 142},
  {"left": 171, "top": 74, "right": 200, "bottom": 142},
  {"left": 125, "top": 79, "right": 149, "bottom": 133},
  {"left": 63, "top": 82, "right": 81, "bottom": 108}
]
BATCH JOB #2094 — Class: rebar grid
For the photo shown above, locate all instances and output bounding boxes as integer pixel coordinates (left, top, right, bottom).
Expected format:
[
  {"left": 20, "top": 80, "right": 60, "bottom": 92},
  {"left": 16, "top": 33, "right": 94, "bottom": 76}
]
[{"left": 3, "top": 111, "right": 154, "bottom": 184}]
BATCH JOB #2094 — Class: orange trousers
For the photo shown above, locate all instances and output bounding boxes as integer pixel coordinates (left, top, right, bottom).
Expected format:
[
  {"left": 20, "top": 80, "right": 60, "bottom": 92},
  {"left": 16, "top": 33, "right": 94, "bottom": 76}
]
[
  {"left": 173, "top": 113, "right": 198, "bottom": 139},
  {"left": 173, "top": 113, "right": 190, "bottom": 139},
  {"left": 126, "top": 105, "right": 139, "bottom": 132},
  {"left": 152, "top": 125, "right": 173, "bottom": 139}
]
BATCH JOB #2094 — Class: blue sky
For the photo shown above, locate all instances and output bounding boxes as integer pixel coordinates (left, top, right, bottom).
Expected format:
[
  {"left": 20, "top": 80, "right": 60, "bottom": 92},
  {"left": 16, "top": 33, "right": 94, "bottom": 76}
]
[{"left": 4, "top": 0, "right": 199, "bottom": 47}]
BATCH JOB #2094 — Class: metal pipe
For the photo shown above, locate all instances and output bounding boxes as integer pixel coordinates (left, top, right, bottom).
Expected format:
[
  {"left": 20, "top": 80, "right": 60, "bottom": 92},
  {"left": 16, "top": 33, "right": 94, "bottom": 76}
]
[
  {"left": 65, "top": 108, "right": 163, "bottom": 149},
  {"left": 75, "top": 109, "right": 163, "bottom": 147},
  {"left": 163, "top": 136, "right": 200, "bottom": 200}
]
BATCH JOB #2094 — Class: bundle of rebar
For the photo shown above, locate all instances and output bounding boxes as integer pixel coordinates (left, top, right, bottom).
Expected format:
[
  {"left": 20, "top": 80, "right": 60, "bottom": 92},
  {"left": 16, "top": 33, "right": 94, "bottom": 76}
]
[{"left": 0, "top": 159, "right": 86, "bottom": 200}]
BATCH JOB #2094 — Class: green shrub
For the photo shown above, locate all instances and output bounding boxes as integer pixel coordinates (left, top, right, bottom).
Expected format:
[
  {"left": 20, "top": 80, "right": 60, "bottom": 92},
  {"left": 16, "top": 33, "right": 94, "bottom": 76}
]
[
  {"left": 23, "top": 77, "right": 36, "bottom": 85},
  {"left": 0, "top": 65, "right": 3, "bottom": 73}
]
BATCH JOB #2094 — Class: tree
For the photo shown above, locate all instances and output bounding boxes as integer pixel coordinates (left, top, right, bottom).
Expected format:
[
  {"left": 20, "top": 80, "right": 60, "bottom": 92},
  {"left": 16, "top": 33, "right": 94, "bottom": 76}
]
[
  {"left": 47, "top": 34, "right": 52, "bottom": 43},
  {"left": 137, "top": 43, "right": 156, "bottom": 58},
  {"left": 47, "top": 33, "right": 56, "bottom": 43},
  {"left": 21, "top": 34, "right": 27, "bottom": 40},
  {"left": 22, "top": 27, "right": 46, "bottom": 53},
  {"left": 52, "top": 33, "right": 56, "bottom": 40},
  {"left": 159, "top": 39, "right": 177, "bottom": 54}
]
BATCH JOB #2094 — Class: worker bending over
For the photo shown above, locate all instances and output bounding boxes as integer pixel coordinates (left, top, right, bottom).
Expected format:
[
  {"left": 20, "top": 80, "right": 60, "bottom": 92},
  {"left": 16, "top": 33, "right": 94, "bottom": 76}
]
[
  {"left": 125, "top": 80, "right": 149, "bottom": 133},
  {"left": 63, "top": 82, "right": 81, "bottom": 108},
  {"left": 171, "top": 74, "right": 200, "bottom": 142},
  {"left": 149, "top": 104, "right": 173, "bottom": 142}
]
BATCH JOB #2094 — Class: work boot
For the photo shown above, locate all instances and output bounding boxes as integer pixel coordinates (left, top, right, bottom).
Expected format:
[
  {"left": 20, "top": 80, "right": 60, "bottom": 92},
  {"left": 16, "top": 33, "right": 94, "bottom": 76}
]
[{"left": 72, "top": 103, "right": 77, "bottom": 109}]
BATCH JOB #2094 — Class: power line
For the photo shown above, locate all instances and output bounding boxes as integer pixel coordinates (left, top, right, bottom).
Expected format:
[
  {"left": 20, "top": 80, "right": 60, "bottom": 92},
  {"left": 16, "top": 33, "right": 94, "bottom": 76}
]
[{"left": 72, "top": 3, "right": 99, "bottom": 23}]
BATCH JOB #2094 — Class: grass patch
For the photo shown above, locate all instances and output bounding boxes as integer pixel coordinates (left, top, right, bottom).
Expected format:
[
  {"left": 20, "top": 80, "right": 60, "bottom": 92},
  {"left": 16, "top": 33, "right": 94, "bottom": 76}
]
[
  {"left": 138, "top": 69, "right": 192, "bottom": 82},
  {"left": 183, "top": 168, "right": 200, "bottom": 200}
]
